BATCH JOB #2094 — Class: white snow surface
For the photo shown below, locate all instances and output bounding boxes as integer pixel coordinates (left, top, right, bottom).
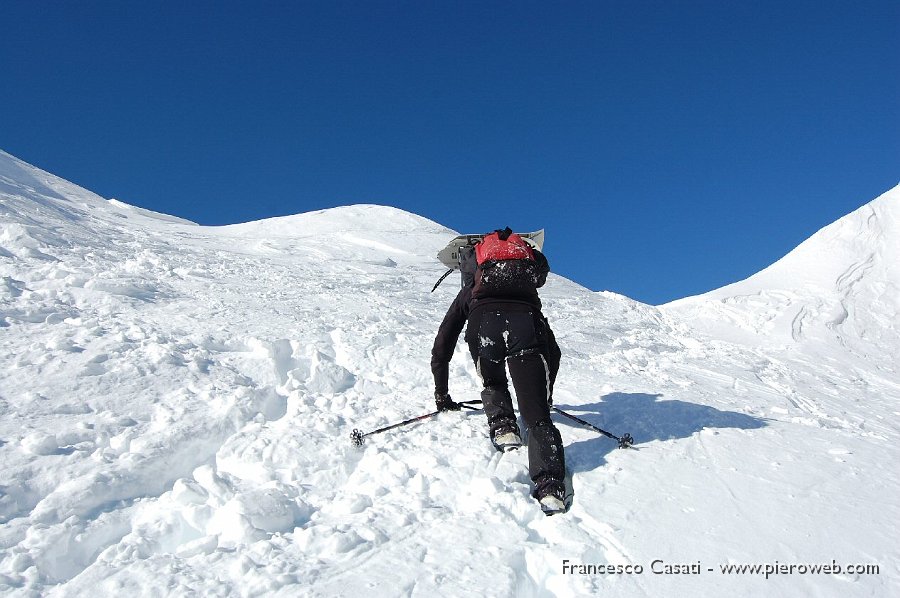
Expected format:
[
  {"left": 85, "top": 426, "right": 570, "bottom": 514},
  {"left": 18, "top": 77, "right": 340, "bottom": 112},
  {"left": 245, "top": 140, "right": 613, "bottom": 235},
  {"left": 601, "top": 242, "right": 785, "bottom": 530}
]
[{"left": 1, "top": 148, "right": 898, "bottom": 596}]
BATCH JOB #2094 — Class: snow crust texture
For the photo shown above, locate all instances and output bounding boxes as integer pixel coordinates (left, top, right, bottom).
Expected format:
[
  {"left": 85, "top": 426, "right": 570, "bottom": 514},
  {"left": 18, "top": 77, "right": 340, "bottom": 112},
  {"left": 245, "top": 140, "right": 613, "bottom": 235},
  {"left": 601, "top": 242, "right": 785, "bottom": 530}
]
[{"left": 1, "top": 149, "right": 898, "bottom": 597}]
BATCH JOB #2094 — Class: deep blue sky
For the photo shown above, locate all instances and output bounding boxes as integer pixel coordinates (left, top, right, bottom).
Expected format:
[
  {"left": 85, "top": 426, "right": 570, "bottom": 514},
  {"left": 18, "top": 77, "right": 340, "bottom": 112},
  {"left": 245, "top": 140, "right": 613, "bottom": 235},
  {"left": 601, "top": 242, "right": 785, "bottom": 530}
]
[{"left": 2, "top": 1, "right": 898, "bottom": 304}]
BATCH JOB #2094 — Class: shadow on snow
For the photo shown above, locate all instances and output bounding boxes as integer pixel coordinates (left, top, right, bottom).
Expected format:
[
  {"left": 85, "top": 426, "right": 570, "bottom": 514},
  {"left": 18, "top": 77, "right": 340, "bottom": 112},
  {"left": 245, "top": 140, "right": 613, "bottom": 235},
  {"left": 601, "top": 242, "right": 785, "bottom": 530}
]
[{"left": 555, "top": 392, "right": 767, "bottom": 474}]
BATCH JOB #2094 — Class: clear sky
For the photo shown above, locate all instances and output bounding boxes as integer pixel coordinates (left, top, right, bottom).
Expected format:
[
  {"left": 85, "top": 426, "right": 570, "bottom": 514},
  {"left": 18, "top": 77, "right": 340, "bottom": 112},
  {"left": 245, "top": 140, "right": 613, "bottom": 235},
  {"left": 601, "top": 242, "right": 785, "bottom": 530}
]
[{"left": 2, "top": 1, "right": 898, "bottom": 304}]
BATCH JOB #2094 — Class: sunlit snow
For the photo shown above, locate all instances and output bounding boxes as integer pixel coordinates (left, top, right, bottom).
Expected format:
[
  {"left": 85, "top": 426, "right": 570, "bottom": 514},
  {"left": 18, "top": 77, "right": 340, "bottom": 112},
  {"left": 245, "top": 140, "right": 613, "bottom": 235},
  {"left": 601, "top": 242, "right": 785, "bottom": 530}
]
[{"left": 1, "top": 150, "right": 897, "bottom": 596}]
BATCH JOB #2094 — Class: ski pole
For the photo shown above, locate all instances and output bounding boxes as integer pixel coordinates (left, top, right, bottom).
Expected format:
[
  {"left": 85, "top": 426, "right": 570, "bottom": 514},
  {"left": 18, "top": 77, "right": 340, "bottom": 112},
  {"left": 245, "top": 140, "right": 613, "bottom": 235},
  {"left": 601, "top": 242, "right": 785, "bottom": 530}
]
[
  {"left": 551, "top": 406, "right": 635, "bottom": 449},
  {"left": 431, "top": 268, "right": 454, "bottom": 292},
  {"left": 350, "top": 400, "right": 482, "bottom": 446}
]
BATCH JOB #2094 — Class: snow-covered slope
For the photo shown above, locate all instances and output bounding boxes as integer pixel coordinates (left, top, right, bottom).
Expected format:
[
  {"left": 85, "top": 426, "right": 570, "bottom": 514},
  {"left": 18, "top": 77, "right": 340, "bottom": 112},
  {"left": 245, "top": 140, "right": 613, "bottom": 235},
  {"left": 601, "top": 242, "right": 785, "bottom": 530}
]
[
  {"left": 1, "top": 150, "right": 897, "bottom": 597},
  {"left": 666, "top": 186, "right": 900, "bottom": 356}
]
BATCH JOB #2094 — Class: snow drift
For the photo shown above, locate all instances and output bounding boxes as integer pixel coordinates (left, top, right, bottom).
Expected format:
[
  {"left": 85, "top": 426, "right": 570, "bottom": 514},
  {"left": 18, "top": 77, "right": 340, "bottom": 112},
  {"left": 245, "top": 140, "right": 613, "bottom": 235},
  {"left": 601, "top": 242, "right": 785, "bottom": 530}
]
[{"left": 1, "top": 149, "right": 898, "bottom": 596}]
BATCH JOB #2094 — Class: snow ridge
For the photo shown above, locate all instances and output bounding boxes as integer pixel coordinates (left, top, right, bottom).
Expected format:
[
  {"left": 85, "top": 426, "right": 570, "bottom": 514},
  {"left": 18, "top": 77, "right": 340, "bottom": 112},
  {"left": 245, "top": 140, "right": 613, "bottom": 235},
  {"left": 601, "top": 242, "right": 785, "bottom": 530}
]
[{"left": 666, "top": 186, "right": 900, "bottom": 355}]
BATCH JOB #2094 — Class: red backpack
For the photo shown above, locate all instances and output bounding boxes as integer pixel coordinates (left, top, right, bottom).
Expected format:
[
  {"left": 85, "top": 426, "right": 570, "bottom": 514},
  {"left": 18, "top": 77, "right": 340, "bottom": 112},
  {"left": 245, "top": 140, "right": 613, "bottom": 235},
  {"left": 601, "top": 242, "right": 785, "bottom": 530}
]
[
  {"left": 475, "top": 228, "right": 535, "bottom": 264},
  {"left": 472, "top": 227, "right": 542, "bottom": 299}
]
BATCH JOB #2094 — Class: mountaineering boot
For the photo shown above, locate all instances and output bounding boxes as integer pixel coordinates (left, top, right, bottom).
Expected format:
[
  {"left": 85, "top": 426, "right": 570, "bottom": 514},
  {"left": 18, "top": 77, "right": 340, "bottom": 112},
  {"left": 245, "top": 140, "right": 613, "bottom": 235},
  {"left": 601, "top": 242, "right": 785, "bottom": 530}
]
[
  {"left": 481, "top": 386, "right": 521, "bottom": 452},
  {"left": 490, "top": 420, "right": 523, "bottom": 452},
  {"left": 534, "top": 476, "right": 566, "bottom": 515},
  {"left": 492, "top": 431, "right": 523, "bottom": 452}
]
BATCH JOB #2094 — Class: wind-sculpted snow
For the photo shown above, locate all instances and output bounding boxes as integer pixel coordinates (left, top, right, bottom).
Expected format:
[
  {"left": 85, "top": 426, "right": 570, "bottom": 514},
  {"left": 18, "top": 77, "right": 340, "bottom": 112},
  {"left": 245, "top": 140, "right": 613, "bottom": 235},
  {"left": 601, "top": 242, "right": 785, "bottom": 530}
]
[
  {"left": 666, "top": 187, "right": 900, "bottom": 354},
  {"left": 1, "top": 150, "right": 898, "bottom": 596}
]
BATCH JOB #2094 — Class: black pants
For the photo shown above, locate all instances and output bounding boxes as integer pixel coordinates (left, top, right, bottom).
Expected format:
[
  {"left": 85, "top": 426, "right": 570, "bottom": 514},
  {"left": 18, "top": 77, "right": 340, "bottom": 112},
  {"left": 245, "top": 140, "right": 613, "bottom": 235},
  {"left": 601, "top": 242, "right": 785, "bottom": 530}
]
[{"left": 466, "top": 306, "right": 566, "bottom": 486}]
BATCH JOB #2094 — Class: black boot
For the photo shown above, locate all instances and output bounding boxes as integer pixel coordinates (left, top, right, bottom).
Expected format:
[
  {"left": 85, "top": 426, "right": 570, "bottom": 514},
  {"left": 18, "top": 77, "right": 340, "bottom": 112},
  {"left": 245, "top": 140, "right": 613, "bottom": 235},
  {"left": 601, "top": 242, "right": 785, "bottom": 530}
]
[
  {"left": 528, "top": 419, "right": 566, "bottom": 511},
  {"left": 491, "top": 421, "right": 523, "bottom": 452},
  {"left": 533, "top": 476, "right": 566, "bottom": 514},
  {"left": 482, "top": 386, "right": 521, "bottom": 451}
]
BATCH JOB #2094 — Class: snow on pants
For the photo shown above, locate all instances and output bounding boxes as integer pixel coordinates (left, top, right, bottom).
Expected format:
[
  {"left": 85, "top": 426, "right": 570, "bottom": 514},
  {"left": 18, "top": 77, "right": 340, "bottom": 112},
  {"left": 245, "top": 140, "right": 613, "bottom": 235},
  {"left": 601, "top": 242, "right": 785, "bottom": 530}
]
[{"left": 466, "top": 306, "right": 566, "bottom": 485}]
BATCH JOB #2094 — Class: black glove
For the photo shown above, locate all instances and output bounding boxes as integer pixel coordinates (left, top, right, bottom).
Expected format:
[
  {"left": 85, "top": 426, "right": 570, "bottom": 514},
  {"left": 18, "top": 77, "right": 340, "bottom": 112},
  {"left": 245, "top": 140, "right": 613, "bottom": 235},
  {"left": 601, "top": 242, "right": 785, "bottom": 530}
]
[{"left": 435, "top": 392, "right": 461, "bottom": 412}]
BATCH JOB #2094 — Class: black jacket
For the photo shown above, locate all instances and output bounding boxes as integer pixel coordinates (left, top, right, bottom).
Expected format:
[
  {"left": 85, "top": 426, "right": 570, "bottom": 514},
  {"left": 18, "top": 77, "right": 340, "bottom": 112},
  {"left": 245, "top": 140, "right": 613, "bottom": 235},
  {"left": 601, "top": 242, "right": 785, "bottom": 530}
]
[{"left": 431, "top": 250, "right": 550, "bottom": 394}]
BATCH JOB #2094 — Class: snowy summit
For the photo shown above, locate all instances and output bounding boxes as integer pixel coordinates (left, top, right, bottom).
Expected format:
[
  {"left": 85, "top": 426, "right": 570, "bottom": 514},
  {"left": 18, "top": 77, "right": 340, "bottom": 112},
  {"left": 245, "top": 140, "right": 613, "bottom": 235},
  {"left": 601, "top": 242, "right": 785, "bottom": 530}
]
[{"left": 1, "top": 149, "right": 898, "bottom": 596}]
